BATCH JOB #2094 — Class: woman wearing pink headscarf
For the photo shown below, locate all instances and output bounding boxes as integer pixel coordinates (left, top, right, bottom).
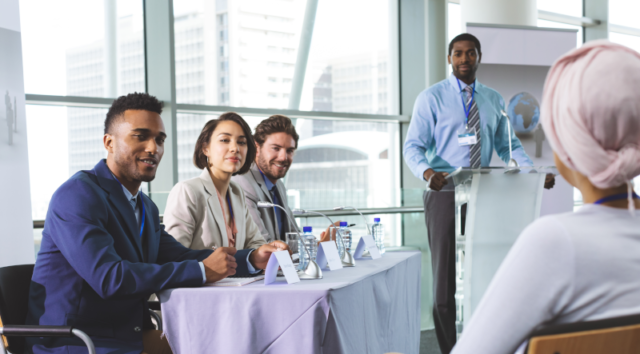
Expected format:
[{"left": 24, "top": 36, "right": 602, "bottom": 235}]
[{"left": 451, "top": 40, "right": 640, "bottom": 354}]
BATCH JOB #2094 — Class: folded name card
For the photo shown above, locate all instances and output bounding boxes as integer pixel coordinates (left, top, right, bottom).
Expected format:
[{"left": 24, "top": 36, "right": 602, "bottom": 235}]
[
  {"left": 315, "top": 241, "right": 343, "bottom": 270},
  {"left": 265, "top": 250, "right": 300, "bottom": 285},
  {"left": 353, "top": 235, "right": 381, "bottom": 259}
]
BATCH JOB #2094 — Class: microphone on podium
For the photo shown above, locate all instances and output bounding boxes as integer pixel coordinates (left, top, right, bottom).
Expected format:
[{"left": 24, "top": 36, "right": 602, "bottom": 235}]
[
  {"left": 501, "top": 109, "right": 519, "bottom": 170},
  {"left": 257, "top": 202, "right": 322, "bottom": 279},
  {"left": 292, "top": 209, "right": 356, "bottom": 267}
]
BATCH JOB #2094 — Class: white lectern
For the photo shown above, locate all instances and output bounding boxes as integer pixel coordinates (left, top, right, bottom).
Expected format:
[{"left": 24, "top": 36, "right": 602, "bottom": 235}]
[{"left": 449, "top": 166, "right": 555, "bottom": 335}]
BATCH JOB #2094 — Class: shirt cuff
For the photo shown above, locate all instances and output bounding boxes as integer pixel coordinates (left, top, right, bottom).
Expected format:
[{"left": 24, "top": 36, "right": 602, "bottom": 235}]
[
  {"left": 199, "top": 262, "right": 206, "bottom": 284},
  {"left": 246, "top": 249, "right": 261, "bottom": 274}
]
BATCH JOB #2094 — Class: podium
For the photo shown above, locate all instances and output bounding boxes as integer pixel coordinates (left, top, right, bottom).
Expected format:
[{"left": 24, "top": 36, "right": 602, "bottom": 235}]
[{"left": 448, "top": 166, "right": 555, "bottom": 334}]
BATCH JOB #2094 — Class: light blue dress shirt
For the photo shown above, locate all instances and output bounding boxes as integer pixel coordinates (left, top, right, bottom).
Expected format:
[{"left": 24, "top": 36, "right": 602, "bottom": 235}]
[{"left": 403, "top": 74, "right": 532, "bottom": 180}]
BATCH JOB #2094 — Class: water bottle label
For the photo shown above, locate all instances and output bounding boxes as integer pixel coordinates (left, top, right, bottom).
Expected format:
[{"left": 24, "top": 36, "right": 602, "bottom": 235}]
[
  {"left": 354, "top": 235, "right": 381, "bottom": 259},
  {"left": 316, "top": 242, "right": 344, "bottom": 270},
  {"left": 265, "top": 251, "right": 300, "bottom": 285}
]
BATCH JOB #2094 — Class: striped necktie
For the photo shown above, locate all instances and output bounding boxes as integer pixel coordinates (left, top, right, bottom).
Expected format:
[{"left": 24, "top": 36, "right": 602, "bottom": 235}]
[{"left": 466, "top": 85, "right": 481, "bottom": 169}]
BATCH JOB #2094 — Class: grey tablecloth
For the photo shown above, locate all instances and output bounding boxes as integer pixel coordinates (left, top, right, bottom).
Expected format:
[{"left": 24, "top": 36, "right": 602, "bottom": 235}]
[{"left": 158, "top": 251, "right": 421, "bottom": 354}]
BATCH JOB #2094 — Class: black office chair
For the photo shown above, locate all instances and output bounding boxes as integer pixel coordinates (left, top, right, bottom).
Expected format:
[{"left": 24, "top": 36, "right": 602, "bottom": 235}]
[
  {"left": 0, "top": 264, "right": 95, "bottom": 354},
  {"left": 526, "top": 313, "right": 640, "bottom": 354}
]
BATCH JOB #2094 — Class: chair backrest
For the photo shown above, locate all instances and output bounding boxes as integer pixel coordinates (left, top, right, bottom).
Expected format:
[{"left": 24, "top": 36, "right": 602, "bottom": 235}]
[
  {"left": 0, "top": 264, "right": 35, "bottom": 354},
  {"left": 528, "top": 314, "right": 640, "bottom": 354}
]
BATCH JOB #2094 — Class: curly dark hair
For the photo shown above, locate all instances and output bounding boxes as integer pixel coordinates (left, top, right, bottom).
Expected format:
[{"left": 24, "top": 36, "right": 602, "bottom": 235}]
[
  {"left": 193, "top": 112, "right": 256, "bottom": 176},
  {"left": 448, "top": 33, "right": 482, "bottom": 56},
  {"left": 104, "top": 92, "right": 163, "bottom": 134},
  {"left": 253, "top": 114, "right": 299, "bottom": 148}
]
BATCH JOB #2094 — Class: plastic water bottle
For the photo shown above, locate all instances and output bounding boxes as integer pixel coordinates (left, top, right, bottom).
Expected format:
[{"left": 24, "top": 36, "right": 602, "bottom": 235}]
[
  {"left": 338, "top": 221, "right": 352, "bottom": 257},
  {"left": 372, "top": 218, "right": 385, "bottom": 254},
  {"left": 298, "top": 227, "right": 317, "bottom": 271}
]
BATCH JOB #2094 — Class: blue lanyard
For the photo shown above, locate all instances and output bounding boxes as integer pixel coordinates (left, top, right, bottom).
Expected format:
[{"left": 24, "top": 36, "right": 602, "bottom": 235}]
[
  {"left": 226, "top": 192, "right": 234, "bottom": 221},
  {"left": 456, "top": 78, "right": 476, "bottom": 127},
  {"left": 594, "top": 192, "right": 640, "bottom": 205},
  {"left": 113, "top": 177, "right": 145, "bottom": 238}
]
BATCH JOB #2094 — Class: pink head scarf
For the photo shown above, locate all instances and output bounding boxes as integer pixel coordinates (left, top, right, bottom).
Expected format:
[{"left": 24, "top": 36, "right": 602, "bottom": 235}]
[{"left": 541, "top": 40, "right": 640, "bottom": 211}]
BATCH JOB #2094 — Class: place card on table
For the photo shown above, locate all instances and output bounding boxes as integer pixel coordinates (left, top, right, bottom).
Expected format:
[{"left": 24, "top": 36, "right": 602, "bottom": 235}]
[
  {"left": 353, "top": 235, "right": 381, "bottom": 259},
  {"left": 315, "top": 241, "right": 344, "bottom": 270},
  {"left": 265, "top": 250, "right": 300, "bottom": 285}
]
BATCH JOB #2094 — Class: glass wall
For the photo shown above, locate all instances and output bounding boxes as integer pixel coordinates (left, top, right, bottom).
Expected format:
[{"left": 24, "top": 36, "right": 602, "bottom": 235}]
[
  {"left": 609, "top": 0, "right": 640, "bottom": 53},
  {"left": 176, "top": 112, "right": 400, "bottom": 207},
  {"left": 20, "top": 0, "right": 146, "bottom": 98},
  {"left": 171, "top": 0, "right": 399, "bottom": 114}
]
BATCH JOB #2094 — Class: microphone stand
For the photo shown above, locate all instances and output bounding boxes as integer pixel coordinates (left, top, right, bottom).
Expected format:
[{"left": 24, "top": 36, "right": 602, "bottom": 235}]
[
  {"left": 501, "top": 109, "right": 520, "bottom": 173},
  {"left": 292, "top": 209, "right": 355, "bottom": 267},
  {"left": 333, "top": 206, "right": 373, "bottom": 257},
  {"left": 257, "top": 202, "right": 322, "bottom": 279}
]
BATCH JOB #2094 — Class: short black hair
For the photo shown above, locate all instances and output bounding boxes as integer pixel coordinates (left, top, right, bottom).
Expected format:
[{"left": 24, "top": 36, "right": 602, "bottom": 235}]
[
  {"left": 104, "top": 92, "right": 163, "bottom": 134},
  {"left": 448, "top": 33, "right": 481, "bottom": 56}
]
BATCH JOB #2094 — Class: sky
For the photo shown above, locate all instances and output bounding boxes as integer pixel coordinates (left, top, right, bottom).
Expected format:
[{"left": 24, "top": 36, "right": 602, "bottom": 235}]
[{"left": 16, "top": 0, "right": 640, "bottom": 219}]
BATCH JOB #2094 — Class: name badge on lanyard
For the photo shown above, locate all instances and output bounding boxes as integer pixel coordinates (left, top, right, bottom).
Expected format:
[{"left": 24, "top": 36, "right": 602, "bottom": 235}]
[
  {"left": 456, "top": 78, "right": 477, "bottom": 147},
  {"left": 457, "top": 126, "right": 477, "bottom": 146}
]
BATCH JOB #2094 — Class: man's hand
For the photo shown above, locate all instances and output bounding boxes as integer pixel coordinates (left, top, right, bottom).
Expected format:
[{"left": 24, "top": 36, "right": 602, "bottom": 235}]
[
  {"left": 544, "top": 173, "right": 556, "bottom": 189},
  {"left": 249, "top": 241, "right": 290, "bottom": 270},
  {"left": 203, "top": 247, "right": 237, "bottom": 283},
  {"left": 423, "top": 169, "right": 449, "bottom": 191},
  {"left": 319, "top": 221, "right": 341, "bottom": 243}
]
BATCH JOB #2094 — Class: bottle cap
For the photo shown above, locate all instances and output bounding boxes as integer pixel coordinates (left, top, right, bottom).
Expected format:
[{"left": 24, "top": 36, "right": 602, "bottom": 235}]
[
  {"left": 340, "top": 221, "right": 348, "bottom": 227},
  {"left": 374, "top": 218, "right": 380, "bottom": 222},
  {"left": 303, "top": 226, "right": 312, "bottom": 232}
]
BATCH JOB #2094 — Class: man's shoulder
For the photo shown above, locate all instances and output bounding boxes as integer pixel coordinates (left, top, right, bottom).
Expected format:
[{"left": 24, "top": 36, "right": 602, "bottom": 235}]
[
  {"left": 54, "top": 170, "right": 103, "bottom": 199},
  {"left": 231, "top": 170, "right": 260, "bottom": 196},
  {"left": 477, "top": 82, "right": 504, "bottom": 103},
  {"left": 48, "top": 170, "right": 108, "bottom": 216},
  {"left": 420, "top": 78, "right": 451, "bottom": 98}
]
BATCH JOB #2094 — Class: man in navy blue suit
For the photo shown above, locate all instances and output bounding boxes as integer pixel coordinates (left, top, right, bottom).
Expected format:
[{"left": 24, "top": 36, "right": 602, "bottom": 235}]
[{"left": 25, "top": 93, "right": 288, "bottom": 354}]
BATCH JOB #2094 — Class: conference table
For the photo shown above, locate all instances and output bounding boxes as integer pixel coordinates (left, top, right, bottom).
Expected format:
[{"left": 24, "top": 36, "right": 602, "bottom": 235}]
[{"left": 158, "top": 251, "right": 421, "bottom": 354}]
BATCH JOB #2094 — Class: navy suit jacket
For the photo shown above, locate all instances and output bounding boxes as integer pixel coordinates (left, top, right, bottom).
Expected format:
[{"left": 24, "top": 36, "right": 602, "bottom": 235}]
[{"left": 26, "top": 160, "right": 253, "bottom": 354}]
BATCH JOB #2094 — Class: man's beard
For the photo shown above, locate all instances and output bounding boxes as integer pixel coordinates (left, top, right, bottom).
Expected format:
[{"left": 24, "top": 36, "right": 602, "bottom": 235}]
[
  {"left": 454, "top": 65, "right": 477, "bottom": 82},
  {"left": 256, "top": 154, "right": 289, "bottom": 181},
  {"left": 115, "top": 154, "right": 156, "bottom": 183}
]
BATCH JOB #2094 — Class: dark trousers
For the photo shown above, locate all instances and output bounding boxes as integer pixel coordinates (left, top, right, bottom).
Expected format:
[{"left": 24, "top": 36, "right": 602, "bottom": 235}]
[{"left": 423, "top": 189, "right": 465, "bottom": 354}]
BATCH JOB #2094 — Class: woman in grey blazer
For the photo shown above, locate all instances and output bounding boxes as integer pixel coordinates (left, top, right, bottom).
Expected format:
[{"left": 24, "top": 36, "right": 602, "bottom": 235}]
[{"left": 164, "top": 112, "right": 274, "bottom": 252}]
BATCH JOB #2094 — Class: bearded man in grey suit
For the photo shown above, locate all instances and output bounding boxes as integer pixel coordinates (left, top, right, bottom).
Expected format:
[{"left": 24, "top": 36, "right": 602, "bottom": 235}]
[{"left": 232, "top": 115, "right": 297, "bottom": 243}]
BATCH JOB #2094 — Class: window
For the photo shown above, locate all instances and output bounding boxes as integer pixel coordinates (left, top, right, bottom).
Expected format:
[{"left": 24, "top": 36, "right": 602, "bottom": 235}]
[
  {"left": 609, "top": 0, "right": 640, "bottom": 29},
  {"left": 171, "top": 0, "right": 398, "bottom": 115},
  {"left": 20, "top": 0, "right": 145, "bottom": 98}
]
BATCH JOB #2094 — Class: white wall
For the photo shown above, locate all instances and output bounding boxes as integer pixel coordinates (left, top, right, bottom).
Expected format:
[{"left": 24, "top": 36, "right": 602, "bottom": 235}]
[{"left": 0, "top": 0, "right": 36, "bottom": 266}]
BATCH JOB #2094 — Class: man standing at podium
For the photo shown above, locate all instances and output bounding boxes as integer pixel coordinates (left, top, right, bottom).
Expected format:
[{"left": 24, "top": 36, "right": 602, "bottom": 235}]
[{"left": 403, "top": 33, "right": 554, "bottom": 354}]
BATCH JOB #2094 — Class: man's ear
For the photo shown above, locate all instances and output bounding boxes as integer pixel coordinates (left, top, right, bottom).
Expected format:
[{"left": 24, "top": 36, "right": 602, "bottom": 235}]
[
  {"left": 104, "top": 134, "right": 114, "bottom": 153},
  {"left": 447, "top": 55, "right": 452, "bottom": 65},
  {"left": 254, "top": 142, "right": 261, "bottom": 158}
]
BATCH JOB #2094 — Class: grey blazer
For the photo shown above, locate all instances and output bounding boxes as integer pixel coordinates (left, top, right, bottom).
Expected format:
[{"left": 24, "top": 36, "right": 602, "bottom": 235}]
[
  {"left": 232, "top": 164, "right": 292, "bottom": 242},
  {"left": 163, "top": 169, "right": 266, "bottom": 251}
]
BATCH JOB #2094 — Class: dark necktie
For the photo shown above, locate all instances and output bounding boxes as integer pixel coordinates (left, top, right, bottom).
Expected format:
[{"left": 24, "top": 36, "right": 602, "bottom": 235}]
[
  {"left": 270, "top": 185, "right": 285, "bottom": 241},
  {"left": 466, "top": 85, "right": 482, "bottom": 169}
]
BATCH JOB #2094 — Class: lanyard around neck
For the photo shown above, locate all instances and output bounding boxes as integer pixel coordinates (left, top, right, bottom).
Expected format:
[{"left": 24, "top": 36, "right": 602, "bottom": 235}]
[
  {"left": 594, "top": 192, "right": 640, "bottom": 205},
  {"left": 226, "top": 192, "right": 234, "bottom": 221},
  {"left": 456, "top": 78, "right": 476, "bottom": 127},
  {"left": 113, "top": 177, "right": 145, "bottom": 238}
]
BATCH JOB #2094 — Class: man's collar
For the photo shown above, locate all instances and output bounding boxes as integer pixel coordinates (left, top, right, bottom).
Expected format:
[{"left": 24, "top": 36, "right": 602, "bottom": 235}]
[
  {"left": 257, "top": 168, "right": 276, "bottom": 190},
  {"left": 448, "top": 73, "right": 477, "bottom": 92},
  {"left": 110, "top": 172, "right": 139, "bottom": 201}
]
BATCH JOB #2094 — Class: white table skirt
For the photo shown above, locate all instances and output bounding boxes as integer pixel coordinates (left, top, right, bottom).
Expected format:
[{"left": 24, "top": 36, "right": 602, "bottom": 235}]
[{"left": 158, "top": 251, "right": 422, "bottom": 354}]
